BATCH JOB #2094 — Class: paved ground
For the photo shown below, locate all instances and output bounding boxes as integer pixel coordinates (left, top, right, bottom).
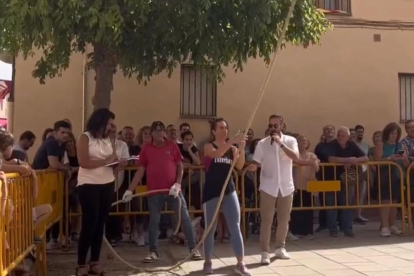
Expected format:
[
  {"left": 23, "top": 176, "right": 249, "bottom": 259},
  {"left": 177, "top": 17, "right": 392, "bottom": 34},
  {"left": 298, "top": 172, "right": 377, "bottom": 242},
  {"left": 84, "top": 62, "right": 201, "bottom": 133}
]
[{"left": 45, "top": 221, "right": 414, "bottom": 276}]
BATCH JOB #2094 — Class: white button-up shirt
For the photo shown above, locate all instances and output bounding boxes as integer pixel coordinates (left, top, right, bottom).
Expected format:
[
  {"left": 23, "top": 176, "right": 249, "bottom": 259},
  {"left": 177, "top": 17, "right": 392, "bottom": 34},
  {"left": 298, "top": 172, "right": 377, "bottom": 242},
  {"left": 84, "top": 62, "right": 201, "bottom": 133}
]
[
  {"left": 253, "top": 134, "right": 298, "bottom": 197},
  {"left": 115, "top": 139, "right": 130, "bottom": 191}
]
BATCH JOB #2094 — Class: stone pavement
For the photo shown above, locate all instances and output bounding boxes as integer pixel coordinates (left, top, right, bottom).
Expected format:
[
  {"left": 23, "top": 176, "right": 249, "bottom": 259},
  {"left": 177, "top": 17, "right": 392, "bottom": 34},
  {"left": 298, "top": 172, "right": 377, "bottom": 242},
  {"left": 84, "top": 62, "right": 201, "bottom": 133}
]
[{"left": 47, "top": 222, "right": 414, "bottom": 276}]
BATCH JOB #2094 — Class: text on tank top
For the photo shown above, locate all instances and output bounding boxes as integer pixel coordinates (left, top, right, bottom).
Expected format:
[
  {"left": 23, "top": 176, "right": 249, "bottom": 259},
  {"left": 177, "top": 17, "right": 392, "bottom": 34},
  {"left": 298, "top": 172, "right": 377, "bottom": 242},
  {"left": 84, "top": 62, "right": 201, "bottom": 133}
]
[{"left": 202, "top": 143, "right": 235, "bottom": 203}]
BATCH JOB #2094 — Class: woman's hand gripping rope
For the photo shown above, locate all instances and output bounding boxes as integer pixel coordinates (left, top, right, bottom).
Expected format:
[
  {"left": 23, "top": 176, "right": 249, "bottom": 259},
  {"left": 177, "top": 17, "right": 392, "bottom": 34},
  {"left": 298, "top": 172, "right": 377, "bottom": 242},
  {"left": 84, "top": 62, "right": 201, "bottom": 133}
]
[{"left": 103, "top": 0, "right": 298, "bottom": 272}]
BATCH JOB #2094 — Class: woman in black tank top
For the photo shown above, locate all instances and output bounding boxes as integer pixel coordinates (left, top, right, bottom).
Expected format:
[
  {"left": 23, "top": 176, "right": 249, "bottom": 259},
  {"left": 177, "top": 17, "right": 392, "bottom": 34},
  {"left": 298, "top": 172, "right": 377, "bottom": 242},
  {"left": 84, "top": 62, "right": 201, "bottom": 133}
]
[{"left": 202, "top": 118, "right": 251, "bottom": 276}]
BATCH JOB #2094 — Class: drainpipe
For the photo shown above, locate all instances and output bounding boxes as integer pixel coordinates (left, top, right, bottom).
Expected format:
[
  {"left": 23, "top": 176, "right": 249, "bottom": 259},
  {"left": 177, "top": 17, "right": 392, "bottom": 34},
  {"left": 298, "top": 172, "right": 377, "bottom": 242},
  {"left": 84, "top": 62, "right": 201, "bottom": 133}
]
[{"left": 81, "top": 52, "right": 87, "bottom": 131}]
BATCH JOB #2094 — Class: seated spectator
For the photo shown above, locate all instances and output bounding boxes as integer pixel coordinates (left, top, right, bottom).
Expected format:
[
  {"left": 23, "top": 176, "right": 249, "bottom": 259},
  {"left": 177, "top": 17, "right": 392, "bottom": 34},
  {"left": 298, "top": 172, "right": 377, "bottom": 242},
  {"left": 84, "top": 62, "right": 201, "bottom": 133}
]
[
  {"left": 41, "top": 128, "right": 54, "bottom": 143},
  {"left": 9, "top": 130, "right": 36, "bottom": 162},
  {"left": 373, "top": 123, "right": 409, "bottom": 237},
  {"left": 288, "top": 135, "right": 319, "bottom": 240}
]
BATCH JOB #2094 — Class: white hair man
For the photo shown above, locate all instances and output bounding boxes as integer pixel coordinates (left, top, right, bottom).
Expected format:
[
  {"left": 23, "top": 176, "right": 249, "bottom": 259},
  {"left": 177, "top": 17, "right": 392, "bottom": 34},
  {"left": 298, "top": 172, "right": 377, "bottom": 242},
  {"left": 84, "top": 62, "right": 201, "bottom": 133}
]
[{"left": 323, "top": 126, "right": 368, "bottom": 238}]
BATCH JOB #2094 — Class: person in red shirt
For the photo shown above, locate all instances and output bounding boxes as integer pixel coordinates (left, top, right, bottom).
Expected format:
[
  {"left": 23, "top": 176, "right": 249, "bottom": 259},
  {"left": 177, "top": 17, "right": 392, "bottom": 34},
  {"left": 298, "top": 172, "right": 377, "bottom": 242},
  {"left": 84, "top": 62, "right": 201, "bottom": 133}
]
[{"left": 123, "top": 121, "right": 202, "bottom": 263}]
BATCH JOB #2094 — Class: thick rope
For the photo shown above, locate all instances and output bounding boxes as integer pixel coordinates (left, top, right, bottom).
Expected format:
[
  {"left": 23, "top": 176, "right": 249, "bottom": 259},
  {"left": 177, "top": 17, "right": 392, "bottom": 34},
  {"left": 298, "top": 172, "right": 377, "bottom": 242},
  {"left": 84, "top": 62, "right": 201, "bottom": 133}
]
[{"left": 103, "top": 0, "right": 298, "bottom": 273}]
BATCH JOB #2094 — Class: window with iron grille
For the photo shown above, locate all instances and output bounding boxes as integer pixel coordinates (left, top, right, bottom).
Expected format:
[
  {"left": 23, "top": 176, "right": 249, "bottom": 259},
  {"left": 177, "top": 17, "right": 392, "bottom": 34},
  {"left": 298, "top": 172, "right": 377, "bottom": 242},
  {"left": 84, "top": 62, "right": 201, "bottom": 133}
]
[
  {"left": 180, "top": 64, "right": 217, "bottom": 118},
  {"left": 315, "top": 0, "right": 351, "bottom": 14},
  {"left": 400, "top": 74, "right": 414, "bottom": 122}
]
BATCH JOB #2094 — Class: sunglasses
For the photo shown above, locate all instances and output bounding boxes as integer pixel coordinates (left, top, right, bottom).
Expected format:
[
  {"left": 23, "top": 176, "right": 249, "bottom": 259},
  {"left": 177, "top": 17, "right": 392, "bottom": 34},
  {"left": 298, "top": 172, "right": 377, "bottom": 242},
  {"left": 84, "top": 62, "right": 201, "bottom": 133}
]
[{"left": 268, "top": 124, "right": 280, "bottom": 129}]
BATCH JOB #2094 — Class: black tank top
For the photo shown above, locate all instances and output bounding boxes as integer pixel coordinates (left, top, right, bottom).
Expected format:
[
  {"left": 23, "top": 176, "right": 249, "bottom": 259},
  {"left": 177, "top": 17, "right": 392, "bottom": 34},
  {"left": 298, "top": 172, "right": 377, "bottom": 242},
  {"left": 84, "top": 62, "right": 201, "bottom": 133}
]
[{"left": 202, "top": 143, "right": 235, "bottom": 203}]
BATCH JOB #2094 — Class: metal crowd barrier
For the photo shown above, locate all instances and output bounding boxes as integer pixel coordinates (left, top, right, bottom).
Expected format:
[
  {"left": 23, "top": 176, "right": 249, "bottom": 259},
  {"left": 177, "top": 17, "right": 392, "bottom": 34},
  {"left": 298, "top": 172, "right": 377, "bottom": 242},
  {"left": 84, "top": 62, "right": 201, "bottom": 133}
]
[
  {"left": 0, "top": 173, "right": 34, "bottom": 276},
  {"left": 406, "top": 162, "right": 414, "bottom": 232},
  {"left": 0, "top": 170, "right": 63, "bottom": 276},
  {"left": 241, "top": 161, "right": 406, "bottom": 239},
  {"left": 1, "top": 162, "right": 408, "bottom": 276},
  {"left": 35, "top": 170, "right": 64, "bottom": 276},
  {"left": 65, "top": 166, "right": 239, "bottom": 240}
]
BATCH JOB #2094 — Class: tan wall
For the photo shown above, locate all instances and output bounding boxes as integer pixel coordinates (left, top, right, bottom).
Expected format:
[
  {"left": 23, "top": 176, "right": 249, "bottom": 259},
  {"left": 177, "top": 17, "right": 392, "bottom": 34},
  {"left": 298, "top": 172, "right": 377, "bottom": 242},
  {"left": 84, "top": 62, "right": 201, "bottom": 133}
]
[{"left": 13, "top": 0, "right": 414, "bottom": 161}]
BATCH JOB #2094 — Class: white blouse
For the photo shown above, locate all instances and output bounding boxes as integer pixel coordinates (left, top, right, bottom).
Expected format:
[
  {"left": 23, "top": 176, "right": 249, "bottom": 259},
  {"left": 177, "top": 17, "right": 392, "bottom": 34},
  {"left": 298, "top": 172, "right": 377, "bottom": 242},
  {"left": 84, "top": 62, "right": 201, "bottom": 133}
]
[{"left": 77, "top": 132, "right": 115, "bottom": 186}]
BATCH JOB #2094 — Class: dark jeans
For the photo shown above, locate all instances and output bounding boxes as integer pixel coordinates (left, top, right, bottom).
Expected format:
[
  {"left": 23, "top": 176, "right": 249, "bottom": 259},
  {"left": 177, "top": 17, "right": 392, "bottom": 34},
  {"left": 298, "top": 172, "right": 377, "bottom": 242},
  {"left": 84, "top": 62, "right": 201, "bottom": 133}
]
[
  {"left": 290, "top": 190, "right": 313, "bottom": 236},
  {"left": 325, "top": 184, "right": 354, "bottom": 234},
  {"left": 318, "top": 192, "right": 326, "bottom": 229},
  {"left": 77, "top": 182, "right": 114, "bottom": 265},
  {"left": 105, "top": 190, "right": 123, "bottom": 241}
]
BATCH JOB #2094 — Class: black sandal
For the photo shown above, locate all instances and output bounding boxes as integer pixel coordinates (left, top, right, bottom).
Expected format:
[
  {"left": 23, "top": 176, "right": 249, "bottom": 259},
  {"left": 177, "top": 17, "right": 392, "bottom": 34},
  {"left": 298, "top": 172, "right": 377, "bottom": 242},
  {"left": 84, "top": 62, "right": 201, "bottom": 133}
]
[{"left": 89, "top": 263, "right": 105, "bottom": 276}]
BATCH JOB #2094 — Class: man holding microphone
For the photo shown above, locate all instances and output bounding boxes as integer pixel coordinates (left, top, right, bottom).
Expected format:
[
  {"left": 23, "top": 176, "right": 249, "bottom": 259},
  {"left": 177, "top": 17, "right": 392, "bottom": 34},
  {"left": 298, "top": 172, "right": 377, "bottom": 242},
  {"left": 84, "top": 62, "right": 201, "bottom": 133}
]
[{"left": 252, "top": 114, "right": 299, "bottom": 265}]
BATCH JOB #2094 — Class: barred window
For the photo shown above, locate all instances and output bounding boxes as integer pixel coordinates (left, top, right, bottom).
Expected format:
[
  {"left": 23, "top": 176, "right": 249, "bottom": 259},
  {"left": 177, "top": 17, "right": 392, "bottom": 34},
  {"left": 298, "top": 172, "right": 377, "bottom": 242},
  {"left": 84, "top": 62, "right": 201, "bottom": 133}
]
[
  {"left": 315, "top": 0, "right": 351, "bottom": 14},
  {"left": 180, "top": 64, "right": 217, "bottom": 118},
  {"left": 400, "top": 74, "right": 414, "bottom": 122}
]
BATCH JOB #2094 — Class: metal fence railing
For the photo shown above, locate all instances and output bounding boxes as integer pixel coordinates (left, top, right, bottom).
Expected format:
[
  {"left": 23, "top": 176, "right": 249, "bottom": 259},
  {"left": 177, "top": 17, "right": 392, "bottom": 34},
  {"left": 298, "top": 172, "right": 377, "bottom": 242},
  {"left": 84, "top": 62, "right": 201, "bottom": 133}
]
[{"left": 0, "top": 161, "right": 411, "bottom": 275}]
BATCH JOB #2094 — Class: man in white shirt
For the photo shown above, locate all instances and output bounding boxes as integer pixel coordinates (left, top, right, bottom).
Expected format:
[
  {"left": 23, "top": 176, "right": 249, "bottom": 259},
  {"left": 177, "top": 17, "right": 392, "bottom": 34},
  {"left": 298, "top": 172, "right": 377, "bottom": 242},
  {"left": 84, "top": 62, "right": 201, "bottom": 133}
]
[
  {"left": 106, "top": 124, "right": 129, "bottom": 246},
  {"left": 253, "top": 114, "right": 299, "bottom": 264}
]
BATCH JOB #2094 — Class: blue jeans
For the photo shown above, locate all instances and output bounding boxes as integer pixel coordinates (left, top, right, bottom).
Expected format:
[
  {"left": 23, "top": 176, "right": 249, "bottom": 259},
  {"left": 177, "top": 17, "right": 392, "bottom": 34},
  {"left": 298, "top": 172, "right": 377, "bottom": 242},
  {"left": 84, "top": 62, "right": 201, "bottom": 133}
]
[
  {"left": 203, "top": 192, "right": 244, "bottom": 259},
  {"left": 325, "top": 184, "right": 355, "bottom": 234},
  {"left": 147, "top": 193, "right": 195, "bottom": 252}
]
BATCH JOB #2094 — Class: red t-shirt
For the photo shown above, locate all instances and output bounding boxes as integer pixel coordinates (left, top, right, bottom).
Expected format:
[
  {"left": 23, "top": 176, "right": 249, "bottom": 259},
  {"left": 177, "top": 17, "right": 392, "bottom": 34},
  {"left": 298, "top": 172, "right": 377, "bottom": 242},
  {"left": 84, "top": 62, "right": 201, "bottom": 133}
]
[{"left": 137, "top": 139, "right": 182, "bottom": 192}]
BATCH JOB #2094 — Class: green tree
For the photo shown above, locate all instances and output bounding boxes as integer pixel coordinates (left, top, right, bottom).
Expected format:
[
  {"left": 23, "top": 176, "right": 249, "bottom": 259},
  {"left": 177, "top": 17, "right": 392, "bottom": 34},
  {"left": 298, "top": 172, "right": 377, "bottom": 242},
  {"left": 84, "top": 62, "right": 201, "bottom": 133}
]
[{"left": 0, "top": 0, "right": 330, "bottom": 109}]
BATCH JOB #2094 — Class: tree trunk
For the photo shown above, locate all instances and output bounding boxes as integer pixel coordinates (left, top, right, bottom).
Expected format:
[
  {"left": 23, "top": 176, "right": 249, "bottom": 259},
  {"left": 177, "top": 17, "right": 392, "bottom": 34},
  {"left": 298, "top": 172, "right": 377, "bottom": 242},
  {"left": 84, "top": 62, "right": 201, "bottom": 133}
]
[{"left": 92, "top": 43, "right": 117, "bottom": 110}]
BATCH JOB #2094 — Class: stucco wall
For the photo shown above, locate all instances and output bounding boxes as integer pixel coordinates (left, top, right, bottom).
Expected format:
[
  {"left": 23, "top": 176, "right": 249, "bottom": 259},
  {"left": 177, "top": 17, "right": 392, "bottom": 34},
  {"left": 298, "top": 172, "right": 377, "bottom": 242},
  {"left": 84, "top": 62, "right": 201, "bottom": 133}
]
[{"left": 12, "top": 0, "right": 414, "bottom": 160}]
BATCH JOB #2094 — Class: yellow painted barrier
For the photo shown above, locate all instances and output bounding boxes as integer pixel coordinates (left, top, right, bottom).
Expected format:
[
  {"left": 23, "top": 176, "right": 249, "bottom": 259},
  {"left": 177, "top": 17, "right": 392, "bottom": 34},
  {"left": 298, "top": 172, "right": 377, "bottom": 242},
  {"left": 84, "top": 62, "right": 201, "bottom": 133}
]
[
  {"left": 0, "top": 170, "right": 63, "bottom": 276},
  {"left": 1, "top": 161, "right": 409, "bottom": 276},
  {"left": 0, "top": 173, "right": 34, "bottom": 276},
  {"left": 406, "top": 162, "right": 414, "bottom": 233},
  {"left": 241, "top": 161, "right": 406, "bottom": 239},
  {"left": 65, "top": 166, "right": 239, "bottom": 238}
]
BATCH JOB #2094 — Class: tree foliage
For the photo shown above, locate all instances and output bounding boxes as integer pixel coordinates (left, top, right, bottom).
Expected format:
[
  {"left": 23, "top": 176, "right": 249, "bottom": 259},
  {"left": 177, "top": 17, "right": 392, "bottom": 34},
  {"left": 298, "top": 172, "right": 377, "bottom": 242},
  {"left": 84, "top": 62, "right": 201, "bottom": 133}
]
[{"left": 0, "top": 0, "right": 330, "bottom": 108}]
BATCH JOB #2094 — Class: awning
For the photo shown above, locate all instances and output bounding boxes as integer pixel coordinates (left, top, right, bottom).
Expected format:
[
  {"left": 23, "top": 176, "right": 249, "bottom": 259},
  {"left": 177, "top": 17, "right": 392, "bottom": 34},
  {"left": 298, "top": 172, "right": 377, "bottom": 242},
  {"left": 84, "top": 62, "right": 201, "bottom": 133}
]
[
  {"left": 0, "top": 60, "right": 12, "bottom": 81},
  {"left": 0, "top": 80, "right": 11, "bottom": 101}
]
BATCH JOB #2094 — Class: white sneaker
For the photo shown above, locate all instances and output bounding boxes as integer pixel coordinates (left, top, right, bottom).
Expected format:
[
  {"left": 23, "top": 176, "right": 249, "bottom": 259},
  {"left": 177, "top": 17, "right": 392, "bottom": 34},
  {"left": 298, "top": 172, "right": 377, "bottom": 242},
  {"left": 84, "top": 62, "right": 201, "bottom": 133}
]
[
  {"left": 260, "top": 252, "right": 270, "bottom": 265},
  {"left": 143, "top": 251, "right": 159, "bottom": 263},
  {"left": 380, "top": 227, "right": 391, "bottom": 237},
  {"left": 135, "top": 235, "right": 145, "bottom": 247},
  {"left": 390, "top": 225, "right": 402, "bottom": 236},
  {"left": 286, "top": 232, "right": 299, "bottom": 241},
  {"left": 275, "top": 248, "right": 290, "bottom": 260}
]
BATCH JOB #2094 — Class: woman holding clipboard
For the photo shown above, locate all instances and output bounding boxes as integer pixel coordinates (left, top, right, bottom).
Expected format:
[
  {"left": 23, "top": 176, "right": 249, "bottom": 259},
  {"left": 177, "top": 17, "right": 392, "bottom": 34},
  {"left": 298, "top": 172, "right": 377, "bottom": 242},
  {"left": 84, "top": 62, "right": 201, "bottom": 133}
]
[{"left": 75, "top": 108, "right": 120, "bottom": 276}]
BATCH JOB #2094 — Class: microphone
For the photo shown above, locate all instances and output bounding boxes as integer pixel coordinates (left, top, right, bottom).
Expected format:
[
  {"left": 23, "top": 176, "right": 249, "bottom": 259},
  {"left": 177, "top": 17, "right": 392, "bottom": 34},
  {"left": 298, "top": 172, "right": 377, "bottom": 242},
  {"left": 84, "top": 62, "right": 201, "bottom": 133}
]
[{"left": 270, "top": 130, "right": 277, "bottom": 145}]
